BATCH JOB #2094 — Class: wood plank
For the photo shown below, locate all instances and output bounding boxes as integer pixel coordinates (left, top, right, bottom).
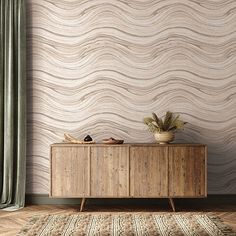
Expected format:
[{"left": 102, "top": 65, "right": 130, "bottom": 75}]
[
  {"left": 50, "top": 144, "right": 207, "bottom": 199},
  {"left": 130, "top": 146, "right": 168, "bottom": 197},
  {"left": 51, "top": 146, "right": 90, "bottom": 197},
  {"left": 169, "top": 146, "right": 206, "bottom": 197},
  {"left": 90, "top": 146, "right": 129, "bottom": 197}
]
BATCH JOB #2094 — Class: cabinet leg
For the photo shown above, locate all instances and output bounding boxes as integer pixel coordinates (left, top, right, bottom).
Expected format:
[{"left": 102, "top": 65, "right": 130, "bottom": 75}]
[
  {"left": 169, "top": 198, "right": 176, "bottom": 212},
  {"left": 80, "top": 198, "right": 86, "bottom": 212}
]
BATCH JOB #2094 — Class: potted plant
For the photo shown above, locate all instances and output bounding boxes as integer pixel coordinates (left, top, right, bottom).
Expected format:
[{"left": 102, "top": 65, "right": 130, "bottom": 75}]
[{"left": 143, "top": 111, "right": 187, "bottom": 144}]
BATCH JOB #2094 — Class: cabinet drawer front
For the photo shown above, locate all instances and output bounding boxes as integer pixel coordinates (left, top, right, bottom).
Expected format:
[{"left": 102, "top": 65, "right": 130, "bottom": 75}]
[
  {"left": 169, "top": 146, "right": 206, "bottom": 197},
  {"left": 90, "top": 146, "right": 129, "bottom": 197},
  {"left": 130, "top": 146, "right": 168, "bottom": 197},
  {"left": 51, "top": 146, "right": 89, "bottom": 197}
]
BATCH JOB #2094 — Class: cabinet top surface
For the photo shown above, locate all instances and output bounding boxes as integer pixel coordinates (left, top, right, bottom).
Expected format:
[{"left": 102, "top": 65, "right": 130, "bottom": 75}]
[{"left": 51, "top": 143, "right": 206, "bottom": 147}]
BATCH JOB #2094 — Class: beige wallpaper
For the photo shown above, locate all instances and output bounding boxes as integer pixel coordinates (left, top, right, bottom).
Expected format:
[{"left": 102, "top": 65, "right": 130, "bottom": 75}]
[{"left": 26, "top": 0, "right": 236, "bottom": 194}]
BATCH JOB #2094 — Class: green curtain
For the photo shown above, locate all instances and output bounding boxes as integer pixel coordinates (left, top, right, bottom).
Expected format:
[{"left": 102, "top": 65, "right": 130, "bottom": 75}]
[{"left": 0, "top": 0, "right": 26, "bottom": 210}]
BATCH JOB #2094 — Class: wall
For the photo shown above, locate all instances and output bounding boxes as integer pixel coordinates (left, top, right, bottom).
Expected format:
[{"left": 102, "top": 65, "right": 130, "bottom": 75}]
[{"left": 26, "top": 0, "right": 236, "bottom": 194}]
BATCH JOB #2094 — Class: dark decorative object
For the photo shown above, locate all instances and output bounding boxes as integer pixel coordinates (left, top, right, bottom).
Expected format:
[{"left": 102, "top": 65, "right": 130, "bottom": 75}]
[
  {"left": 64, "top": 133, "right": 95, "bottom": 144},
  {"left": 84, "top": 135, "right": 93, "bottom": 142}
]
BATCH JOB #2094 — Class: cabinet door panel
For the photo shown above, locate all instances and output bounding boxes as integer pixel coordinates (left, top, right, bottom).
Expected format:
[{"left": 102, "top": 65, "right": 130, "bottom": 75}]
[
  {"left": 51, "top": 146, "right": 89, "bottom": 197},
  {"left": 169, "top": 146, "right": 206, "bottom": 197},
  {"left": 90, "top": 146, "right": 129, "bottom": 197},
  {"left": 130, "top": 147, "right": 168, "bottom": 197}
]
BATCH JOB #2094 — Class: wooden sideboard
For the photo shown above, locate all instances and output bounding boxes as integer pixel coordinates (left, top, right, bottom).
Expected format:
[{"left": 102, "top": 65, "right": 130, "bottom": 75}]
[{"left": 50, "top": 143, "right": 207, "bottom": 211}]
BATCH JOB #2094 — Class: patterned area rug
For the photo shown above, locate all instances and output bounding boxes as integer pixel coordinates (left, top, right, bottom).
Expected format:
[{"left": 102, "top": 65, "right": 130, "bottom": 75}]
[{"left": 18, "top": 213, "right": 235, "bottom": 236}]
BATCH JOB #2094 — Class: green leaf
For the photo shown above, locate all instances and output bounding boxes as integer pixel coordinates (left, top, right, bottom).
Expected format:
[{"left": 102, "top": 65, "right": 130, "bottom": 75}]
[
  {"left": 147, "top": 123, "right": 160, "bottom": 133},
  {"left": 163, "top": 111, "right": 173, "bottom": 130},
  {"left": 143, "top": 117, "right": 154, "bottom": 124},
  {"left": 158, "top": 118, "right": 164, "bottom": 131},
  {"left": 168, "top": 114, "right": 180, "bottom": 131},
  {"left": 152, "top": 112, "right": 166, "bottom": 131},
  {"left": 152, "top": 112, "right": 159, "bottom": 124}
]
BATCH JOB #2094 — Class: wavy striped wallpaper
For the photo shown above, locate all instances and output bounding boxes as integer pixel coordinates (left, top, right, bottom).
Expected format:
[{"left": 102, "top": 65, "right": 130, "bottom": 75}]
[{"left": 26, "top": 0, "right": 236, "bottom": 194}]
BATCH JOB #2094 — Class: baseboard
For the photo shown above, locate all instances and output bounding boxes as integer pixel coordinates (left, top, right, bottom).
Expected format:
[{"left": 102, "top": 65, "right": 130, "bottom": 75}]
[{"left": 26, "top": 194, "right": 236, "bottom": 205}]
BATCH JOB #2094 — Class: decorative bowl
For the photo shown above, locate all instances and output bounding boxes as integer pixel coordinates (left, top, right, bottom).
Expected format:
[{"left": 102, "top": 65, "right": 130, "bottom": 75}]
[
  {"left": 154, "top": 132, "right": 175, "bottom": 144},
  {"left": 102, "top": 138, "right": 124, "bottom": 144}
]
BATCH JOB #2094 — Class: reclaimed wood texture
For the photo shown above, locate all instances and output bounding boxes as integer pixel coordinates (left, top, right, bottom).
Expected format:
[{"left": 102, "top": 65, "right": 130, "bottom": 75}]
[
  {"left": 90, "top": 146, "right": 129, "bottom": 197},
  {"left": 130, "top": 146, "right": 168, "bottom": 197},
  {"left": 169, "top": 146, "right": 206, "bottom": 197},
  {"left": 51, "top": 146, "right": 90, "bottom": 197},
  {"left": 50, "top": 144, "right": 206, "bottom": 198}
]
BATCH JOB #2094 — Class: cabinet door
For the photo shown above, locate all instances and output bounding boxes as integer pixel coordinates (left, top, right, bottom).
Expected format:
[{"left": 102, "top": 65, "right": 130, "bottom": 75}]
[
  {"left": 169, "top": 146, "right": 206, "bottom": 197},
  {"left": 130, "top": 146, "right": 168, "bottom": 197},
  {"left": 90, "top": 146, "right": 129, "bottom": 197},
  {"left": 51, "top": 146, "right": 90, "bottom": 197}
]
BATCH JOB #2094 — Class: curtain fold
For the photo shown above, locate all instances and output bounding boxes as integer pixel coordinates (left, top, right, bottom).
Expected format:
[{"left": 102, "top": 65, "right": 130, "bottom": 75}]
[{"left": 0, "top": 0, "right": 26, "bottom": 210}]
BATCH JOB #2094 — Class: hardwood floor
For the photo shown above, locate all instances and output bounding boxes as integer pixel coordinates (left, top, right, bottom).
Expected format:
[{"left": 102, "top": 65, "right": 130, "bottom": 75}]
[{"left": 0, "top": 201, "right": 235, "bottom": 235}]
